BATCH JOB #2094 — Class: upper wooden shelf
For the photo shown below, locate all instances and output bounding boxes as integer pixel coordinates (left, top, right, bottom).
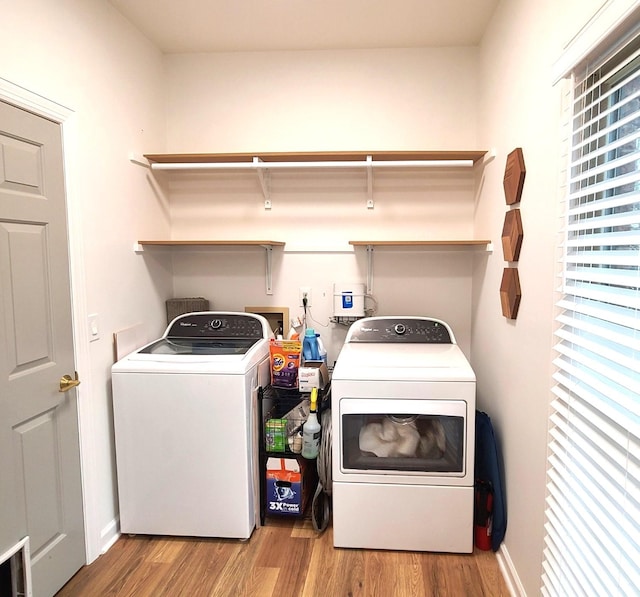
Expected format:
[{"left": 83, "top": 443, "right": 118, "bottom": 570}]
[
  {"left": 144, "top": 151, "right": 488, "bottom": 165},
  {"left": 138, "top": 150, "right": 489, "bottom": 209}
]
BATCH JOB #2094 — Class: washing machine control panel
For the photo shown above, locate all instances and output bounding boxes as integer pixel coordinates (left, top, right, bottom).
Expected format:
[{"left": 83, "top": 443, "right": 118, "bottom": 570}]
[
  {"left": 347, "top": 317, "right": 453, "bottom": 344},
  {"left": 166, "top": 313, "right": 267, "bottom": 339}
]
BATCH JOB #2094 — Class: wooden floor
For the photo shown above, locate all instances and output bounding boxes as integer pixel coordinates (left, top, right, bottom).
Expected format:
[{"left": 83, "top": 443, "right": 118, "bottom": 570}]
[{"left": 56, "top": 518, "right": 509, "bottom": 597}]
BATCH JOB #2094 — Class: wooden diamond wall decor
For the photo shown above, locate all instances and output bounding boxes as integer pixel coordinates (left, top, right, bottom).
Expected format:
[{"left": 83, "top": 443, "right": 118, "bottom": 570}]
[
  {"left": 500, "top": 268, "right": 521, "bottom": 319},
  {"left": 501, "top": 208, "right": 524, "bottom": 261},
  {"left": 503, "top": 148, "right": 526, "bottom": 205}
]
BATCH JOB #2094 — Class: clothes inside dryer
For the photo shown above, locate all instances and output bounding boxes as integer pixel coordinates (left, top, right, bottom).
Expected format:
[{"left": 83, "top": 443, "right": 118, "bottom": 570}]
[{"left": 343, "top": 413, "right": 464, "bottom": 472}]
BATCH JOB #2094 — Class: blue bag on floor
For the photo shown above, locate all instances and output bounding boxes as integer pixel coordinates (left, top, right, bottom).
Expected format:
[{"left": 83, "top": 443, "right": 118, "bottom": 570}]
[{"left": 475, "top": 410, "right": 507, "bottom": 551}]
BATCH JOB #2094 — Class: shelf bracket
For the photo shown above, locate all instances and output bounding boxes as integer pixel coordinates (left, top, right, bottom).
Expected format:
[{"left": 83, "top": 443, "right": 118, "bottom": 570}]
[
  {"left": 254, "top": 157, "right": 272, "bottom": 209},
  {"left": 263, "top": 244, "right": 274, "bottom": 295},
  {"left": 366, "top": 155, "right": 374, "bottom": 209},
  {"left": 484, "top": 148, "right": 497, "bottom": 165},
  {"left": 365, "top": 244, "right": 374, "bottom": 294},
  {"left": 129, "top": 153, "right": 150, "bottom": 168}
]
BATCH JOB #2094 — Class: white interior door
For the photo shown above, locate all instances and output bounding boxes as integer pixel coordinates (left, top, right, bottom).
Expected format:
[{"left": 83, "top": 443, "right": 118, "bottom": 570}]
[{"left": 0, "top": 100, "right": 85, "bottom": 596}]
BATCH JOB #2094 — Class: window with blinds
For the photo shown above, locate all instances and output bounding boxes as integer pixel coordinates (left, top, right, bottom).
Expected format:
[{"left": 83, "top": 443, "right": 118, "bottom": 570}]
[{"left": 542, "top": 33, "right": 640, "bottom": 597}]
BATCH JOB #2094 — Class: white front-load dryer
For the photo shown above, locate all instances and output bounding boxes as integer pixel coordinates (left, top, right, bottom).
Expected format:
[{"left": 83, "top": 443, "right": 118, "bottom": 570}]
[
  {"left": 111, "top": 312, "right": 271, "bottom": 539},
  {"left": 331, "top": 316, "right": 476, "bottom": 553}
]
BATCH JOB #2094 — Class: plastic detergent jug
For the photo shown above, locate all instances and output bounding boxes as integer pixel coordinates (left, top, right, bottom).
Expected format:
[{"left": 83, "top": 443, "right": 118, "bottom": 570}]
[
  {"left": 303, "top": 328, "right": 320, "bottom": 361},
  {"left": 316, "top": 334, "right": 327, "bottom": 365},
  {"left": 301, "top": 388, "right": 321, "bottom": 459}
]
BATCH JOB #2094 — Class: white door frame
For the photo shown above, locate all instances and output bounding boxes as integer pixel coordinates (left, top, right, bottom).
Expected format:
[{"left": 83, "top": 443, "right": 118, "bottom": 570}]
[{"left": 0, "top": 77, "right": 100, "bottom": 564}]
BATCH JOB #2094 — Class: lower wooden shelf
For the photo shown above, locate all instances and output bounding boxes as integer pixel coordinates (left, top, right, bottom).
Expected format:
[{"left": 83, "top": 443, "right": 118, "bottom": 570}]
[
  {"left": 349, "top": 240, "right": 491, "bottom": 247},
  {"left": 135, "top": 240, "right": 285, "bottom": 247}
]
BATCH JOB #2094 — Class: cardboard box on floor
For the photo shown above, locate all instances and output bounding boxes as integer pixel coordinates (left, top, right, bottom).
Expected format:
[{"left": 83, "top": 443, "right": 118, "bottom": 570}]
[{"left": 266, "top": 457, "right": 314, "bottom": 516}]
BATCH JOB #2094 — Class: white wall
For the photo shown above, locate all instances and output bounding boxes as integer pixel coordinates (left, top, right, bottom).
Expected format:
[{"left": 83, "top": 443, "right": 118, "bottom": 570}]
[
  {"left": 163, "top": 49, "right": 483, "bottom": 361},
  {"left": 171, "top": 248, "right": 478, "bottom": 362},
  {"left": 165, "top": 48, "right": 479, "bottom": 152},
  {"left": 473, "top": 0, "right": 632, "bottom": 594},
  {"left": 1, "top": 0, "right": 171, "bottom": 560}
]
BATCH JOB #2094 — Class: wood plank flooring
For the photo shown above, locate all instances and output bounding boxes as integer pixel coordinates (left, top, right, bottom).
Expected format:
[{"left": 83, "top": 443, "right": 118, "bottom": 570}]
[{"left": 56, "top": 518, "right": 509, "bottom": 596}]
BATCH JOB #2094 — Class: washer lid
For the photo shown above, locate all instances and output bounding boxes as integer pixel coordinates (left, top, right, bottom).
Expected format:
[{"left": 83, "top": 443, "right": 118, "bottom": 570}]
[
  {"left": 112, "top": 311, "right": 272, "bottom": 372},
  {"left": 138, "top": 337, "right": 257, "bottom": 356},
  {"left": 139, "top": 311, "right": 270, "bottom": 357},
  {"left": 112, "top": 337, "right": 269, "bottom": 373}
]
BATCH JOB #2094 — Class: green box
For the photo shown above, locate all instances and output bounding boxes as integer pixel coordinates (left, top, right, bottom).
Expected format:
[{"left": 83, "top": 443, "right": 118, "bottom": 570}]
[{"left": 265, "top": 419, "right": 287, "bottom": 452}]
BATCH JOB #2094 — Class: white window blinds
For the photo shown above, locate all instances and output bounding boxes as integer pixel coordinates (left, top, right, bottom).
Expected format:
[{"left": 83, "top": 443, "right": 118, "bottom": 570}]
[{"left": 542, "top": 35, "right": 640, "bottom": 597}]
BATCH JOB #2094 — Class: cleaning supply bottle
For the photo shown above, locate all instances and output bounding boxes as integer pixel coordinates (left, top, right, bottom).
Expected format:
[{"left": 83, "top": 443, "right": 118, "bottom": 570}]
[
  {"left": 287, "top": 325, "right": 299, "bottom": 340},
  {"left": 302, "top": 328, "right": 320, "bottom": 362},
  {"left": 301, "top": 388, "right": 321, "bottom": 459},
  {"left": 315, "top": 333, "right": 327, "bottom": 365}
]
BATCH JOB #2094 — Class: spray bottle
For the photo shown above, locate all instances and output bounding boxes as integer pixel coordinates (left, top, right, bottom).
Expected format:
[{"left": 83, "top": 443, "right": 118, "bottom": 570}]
[{"left": 301, "top": 387, "right": 321, "bottom": 459}]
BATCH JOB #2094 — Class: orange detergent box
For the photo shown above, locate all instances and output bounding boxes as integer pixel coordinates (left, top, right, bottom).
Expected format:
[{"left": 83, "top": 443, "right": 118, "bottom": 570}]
[
  {"left": 269, "top": 339, "right": 302, "bottom": 389},
  {"left": 265, "top": 457, "right": 304, "bottom": 516}
]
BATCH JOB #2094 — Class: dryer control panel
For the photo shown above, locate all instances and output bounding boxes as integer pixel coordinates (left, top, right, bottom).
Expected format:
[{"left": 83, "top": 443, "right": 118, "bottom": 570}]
[
  {"left": 346, "top": 317, "right": 453, "bottom": 344},
  {"left": 165, "top": 313, "right": 268, "bottom": 340}
]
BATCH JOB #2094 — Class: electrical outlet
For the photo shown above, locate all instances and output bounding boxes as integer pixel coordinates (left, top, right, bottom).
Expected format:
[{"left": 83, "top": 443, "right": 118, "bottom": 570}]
[{"left": 299, "top": 286, "right": 312, "bottom": 307}]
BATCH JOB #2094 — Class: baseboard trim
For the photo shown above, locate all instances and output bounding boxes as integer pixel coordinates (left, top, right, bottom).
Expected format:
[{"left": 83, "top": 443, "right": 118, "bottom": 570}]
[
  {"left": 100, "top": 518, "right": 120, "bottom": 555},
  {"left": 496, "top": 544, "right": 527, "bottom": 597}
]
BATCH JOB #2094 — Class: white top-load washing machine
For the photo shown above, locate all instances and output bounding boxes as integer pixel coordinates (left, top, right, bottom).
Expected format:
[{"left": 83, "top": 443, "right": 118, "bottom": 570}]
[
  {"left": 331, "top": 316, "right": 476, "bottom": 553},
  {"left": 112, "top": 312, "right": 272, "bottom": 539}
]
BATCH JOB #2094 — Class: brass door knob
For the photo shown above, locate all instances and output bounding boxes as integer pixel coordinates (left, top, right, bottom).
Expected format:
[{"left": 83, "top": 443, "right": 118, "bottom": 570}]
[{"left": 59, "top": 372, "right": 81, "bottom": 392}]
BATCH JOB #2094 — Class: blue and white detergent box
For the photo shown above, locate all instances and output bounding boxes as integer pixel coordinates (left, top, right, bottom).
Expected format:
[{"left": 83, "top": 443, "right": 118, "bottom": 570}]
[{"left": 266, "top": 457, "right": 303, "bottom": 516}]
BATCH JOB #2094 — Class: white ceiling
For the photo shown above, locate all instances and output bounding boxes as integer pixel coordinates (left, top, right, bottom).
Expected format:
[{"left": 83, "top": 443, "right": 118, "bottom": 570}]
[{"left": 109, "top": 0, "right": 500, "bottom": 54}]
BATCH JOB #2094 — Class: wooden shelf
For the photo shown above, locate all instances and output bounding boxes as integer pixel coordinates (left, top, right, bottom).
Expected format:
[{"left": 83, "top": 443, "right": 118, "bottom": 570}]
[
  {"left": 138, "top": 150, "right": 489, "bottom": 210},
  {"left": 136, "top": 240, "right": 285, "bottom": 247},
  {"left": 349, "top": 240, "right": 491, "bottom": 247},
  {"left": 144, "top": 150, "right": 488, "bottom": 164}
]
